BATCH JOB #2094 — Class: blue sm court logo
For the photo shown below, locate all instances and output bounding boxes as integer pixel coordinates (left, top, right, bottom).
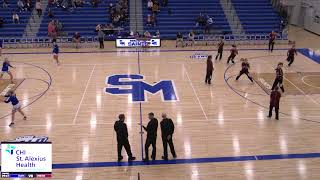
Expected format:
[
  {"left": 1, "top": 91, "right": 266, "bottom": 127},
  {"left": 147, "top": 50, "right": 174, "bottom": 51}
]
[{"left": 105, "top": 74, "right": 178, "bottom": 102}]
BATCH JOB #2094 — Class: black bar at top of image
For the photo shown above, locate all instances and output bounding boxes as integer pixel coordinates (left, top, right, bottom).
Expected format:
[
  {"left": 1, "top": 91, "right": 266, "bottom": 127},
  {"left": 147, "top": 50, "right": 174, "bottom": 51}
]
[{"left": 1, "top": 142, "right": 52, "bottom": 144}]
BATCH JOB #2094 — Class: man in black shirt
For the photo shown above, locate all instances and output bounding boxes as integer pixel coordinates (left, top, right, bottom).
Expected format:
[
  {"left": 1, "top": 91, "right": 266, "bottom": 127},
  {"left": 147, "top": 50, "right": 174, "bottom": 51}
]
[
  {"left": 176, "top": 32, "right": 184, "bottom": 48},
  {"left": 114, "top": 114, "right": 136, "bottom": 161},
  {"left": 215, "top": 38, "right": 224, "bottom": 60},
  {"left": 143, "top": 112, "right": 158, "bottom": 161},
  {"left": 160, "top": 113, "right": 176, "bottom": 160}
]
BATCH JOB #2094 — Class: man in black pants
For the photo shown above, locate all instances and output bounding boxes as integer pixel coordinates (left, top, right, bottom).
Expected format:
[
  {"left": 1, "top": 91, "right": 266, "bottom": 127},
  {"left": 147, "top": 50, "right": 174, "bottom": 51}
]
[
  {"left": 160, "top": 113, "right": 176, "bottom": 160},
  {"left": 287, "top": 44, "right": 297, "bottom": 67},
  {"left": 143, "top": 112, "right": 158, "bottom": 161},
  {"left": 268, "top": 86, "right": 281, "bottom": 120},
  {"left": 236, "top": 58, "right": 253, "bottom": 83},
  {"left": 227, "top": 44, "right": 238, "bottom": 64},
  {"left": 271, "top": 62, "right": 285, "bottom": 93},
  {"left": 205, "top": 55, "right": 214, "bottom": 84},
  {"left": 215, "top": 38, "right": 224, "bottom": 61},
  {"left": 98, "top": 29, "right": 105, "bottom": 49},
  {"left": 114, "top": 114, "right": 136, "bottom": 161},
  {"left": 268, "top": 31, "right": 277, "bottom": 52}
]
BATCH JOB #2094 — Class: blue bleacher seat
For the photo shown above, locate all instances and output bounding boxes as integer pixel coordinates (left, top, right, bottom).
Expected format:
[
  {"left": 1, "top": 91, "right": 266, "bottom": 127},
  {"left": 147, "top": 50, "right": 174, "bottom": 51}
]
[
  {"left": 0, "top": 1, "right": 32, "bottom": 38},
  {"left": 231, "top": 0, "right": 281, "bottom": 35},
  {"left": 142, "top": 0, "right": 232, "bottom": 39},
  {"left": 37, "top": 1, "right": 130, "bottom": 38}
]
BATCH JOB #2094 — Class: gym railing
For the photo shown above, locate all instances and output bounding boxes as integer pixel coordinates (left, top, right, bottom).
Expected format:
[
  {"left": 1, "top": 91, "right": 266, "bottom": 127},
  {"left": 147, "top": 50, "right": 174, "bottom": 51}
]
[
  {"left": 1, "top": 34, "right": 289, "bottom": 49},
  {"left": 192, "top": 34, "right": 288, "bottom": 46},
  {"left": 1, "top": 36, "right": 100, "bottom": 49}
]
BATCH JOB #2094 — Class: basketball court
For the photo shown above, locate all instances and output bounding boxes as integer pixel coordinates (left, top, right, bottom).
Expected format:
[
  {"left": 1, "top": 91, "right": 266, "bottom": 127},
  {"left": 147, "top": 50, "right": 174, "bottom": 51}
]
[{"left": 0, "top": 37, "right": 320, "bottom": 179}]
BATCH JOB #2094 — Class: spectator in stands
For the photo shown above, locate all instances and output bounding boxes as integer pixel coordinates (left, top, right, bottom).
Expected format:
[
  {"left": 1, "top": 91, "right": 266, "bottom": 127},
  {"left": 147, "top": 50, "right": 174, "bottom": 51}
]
[
  {"left": 70, "top": 0, "right": 76, "bottom": 8},
  {"left": 129, "top": 31, "right": 134, "bottom": 37},
  {"left": 151, "top": 14, "right": 157, "bottom": 26},
  {"left": 95, "top": 24, "right": 101, "bottom": 32},
  {"left": 17, "top": 0, "right": 25, "bottom": 12},
  {"left": 54, "top": 20, "right": 63, "bottom": 35},
  {"left": 196, "top": 13, "right": 206, "bottom": 27},
  {"left": 0, "top": 17, "right": 4, "bottom": 28},
  {"left": 144, "top": 31, "right": 152, "bottom": 38},
  {"left": 154, "top": 30, "right": 160, "bottom": 38},
  {"left": 109, "top": 3, "right": 113, "bottom": 9},
  {"left": 48, "top": 8, "right": 54, "bottom": 18},
  {"left": 147, "top": 14, "right": 153, "bottom": 26},
  {"left": 12, "top": 12, "right": 20, "bottom": 24},
  {"left": 205, "top": 16, "right": 213, "bottom": 33},
  {"left": 162, "top": 0, "right": 168, "bottom": 7},
  {"left": 188, "top": 31, "right": 195, "bottom": 47},
  {"left": 61, "top": 0, "right": 69, "bottom": 10},
  {"left": 176, "top": 32, "right": 184, "bottom": 48},
  {"left": 48, "top": 20, "right": 56, "bottom": 39},
  {"left": 48, "top": 0, "right": 53, "bottom": 6},
  {"left": 3, "top": 0, "right": 8, "bottom": 8},
  {"left": 147, "top": 0, "right": 153, "bottom": 10},
  {"left": 135, "top": 31, "right": 140, "bottom": 38},
  {"left": 152, "top": 1, "right": 160, "bottom": 14},
  {"left": 92, "top": 0, "right": 98, "bottom": 7},
  {"left": 36, "top": 0, "right": 42, "bottom": 17},
  {"left": 75, "top": 0, "right": 83, "bottom": 7},
  {"left": 25, "top": 0, "right": 32, "bottom": 11},
  {"left": 72, "top": 32, "right": 81, "bottom": 48}
]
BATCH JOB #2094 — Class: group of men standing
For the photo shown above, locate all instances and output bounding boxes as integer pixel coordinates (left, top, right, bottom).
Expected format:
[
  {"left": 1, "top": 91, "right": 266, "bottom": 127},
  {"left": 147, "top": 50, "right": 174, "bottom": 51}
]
[{"left": 114, "top": 113, "right": 176, "bottom": 162}]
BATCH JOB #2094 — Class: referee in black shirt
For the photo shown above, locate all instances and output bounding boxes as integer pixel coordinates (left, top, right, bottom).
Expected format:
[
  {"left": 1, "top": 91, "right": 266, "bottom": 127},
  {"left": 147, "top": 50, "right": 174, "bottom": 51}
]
[
  {"left": 143, "top": 112, "right": 158, "bottom": 161},
  {"left": 160, "top": 113, "right": 177, "bottom": 160}
]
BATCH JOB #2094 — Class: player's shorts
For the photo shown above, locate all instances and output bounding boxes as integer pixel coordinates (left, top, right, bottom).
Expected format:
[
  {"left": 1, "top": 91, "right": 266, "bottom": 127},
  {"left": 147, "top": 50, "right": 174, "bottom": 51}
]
[
  {"left": 1, "top": 70, "right": 8, "bottom": 75},
  {"left": 53, "top": 53, "right": 58, "bottom": 56},
  {"left": 13, "top": 103, "right": 21, "bottom": 110},
  {"left": 240, "top": 69, "right": 249, "bottom": 74}
]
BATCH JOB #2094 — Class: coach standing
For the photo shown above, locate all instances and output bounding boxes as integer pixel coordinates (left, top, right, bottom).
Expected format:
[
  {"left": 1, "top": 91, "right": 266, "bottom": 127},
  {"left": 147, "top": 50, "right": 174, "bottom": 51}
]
[
  {"left": 268, "top": 86, "right": 281, "bottom": 120},
  {"left": 215, "top": 38, "right": 224, "bottom": 61},
  {"left": 143, "top": 112, "right": 158, "bottom": 161},
  {"left": 160, "top": 113, "right": 177, "bottom": 160},
  {"left": 205, "top": 55, "right": 214, "bottom": 85},
  {"left": 98, "top": 29, "right": 105, "bottom": 49},
  {"left": 114, "top": 114, "right": 136, "bottom": 161}
]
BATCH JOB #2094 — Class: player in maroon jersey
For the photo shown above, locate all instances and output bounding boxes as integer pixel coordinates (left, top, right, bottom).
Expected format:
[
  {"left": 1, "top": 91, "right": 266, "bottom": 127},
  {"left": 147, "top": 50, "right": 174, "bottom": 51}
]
[
  {"left": 215, "top": 38, "right": 224, "bottom": 61},
  {"left": 268, "top": 86, "right": 281, "bottom": 120},
  {"left": 287, "top": 44, "right": 298, "bottom": 67},
  {"left": 271, "top": 62, "right": 285, "bottom": 93},
  {"left": 268, "top": 31, "right": 277, "bottom": 52},
  {"left": 227, "top": 44, "right": 238, "bottom": 64},
  {"left": 236, "top": 58, "right": 253, "bottom": 83},
  {"left": 205, "top": 55, "right": 214, "bottom": 84}
]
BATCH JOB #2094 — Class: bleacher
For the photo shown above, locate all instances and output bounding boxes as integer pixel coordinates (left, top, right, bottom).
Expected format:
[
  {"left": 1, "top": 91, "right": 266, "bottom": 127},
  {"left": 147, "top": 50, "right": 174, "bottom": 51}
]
[
  {"left": 0, "top": 2, "right": 32, "bottom": 37},
  {"left": 37, "top": 1, "right": 129, "bottom": 38},
  {"left": 232, "top": 0, "right": 281, "bottom": 34},
  {"left": 142, "top": 0, "right": 232, "bottom": 39}
]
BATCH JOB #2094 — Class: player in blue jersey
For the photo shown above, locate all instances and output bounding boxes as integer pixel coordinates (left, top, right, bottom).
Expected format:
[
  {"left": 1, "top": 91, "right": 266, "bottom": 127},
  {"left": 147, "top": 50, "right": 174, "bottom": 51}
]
[
  {"left": 0, "top": 58, "right": 15, "bottom": 83},
  {"left": 52, "top": 42, "right": 60, "bottom": 65},
  {"left": 3, "top": 90, "right": 27, "bottom": 127}
]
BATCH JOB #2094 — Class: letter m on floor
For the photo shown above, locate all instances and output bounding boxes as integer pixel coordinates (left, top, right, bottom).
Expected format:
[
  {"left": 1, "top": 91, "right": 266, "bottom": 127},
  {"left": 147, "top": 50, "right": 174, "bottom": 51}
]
[{"left": 105, "top": 74, "right": 179, "bottom": 102}]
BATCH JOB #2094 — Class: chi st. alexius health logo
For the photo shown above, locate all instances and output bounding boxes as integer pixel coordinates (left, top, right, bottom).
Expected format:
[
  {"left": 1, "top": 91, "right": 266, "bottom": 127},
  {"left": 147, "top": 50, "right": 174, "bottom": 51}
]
[
  {"left": 5, "top": 144, "right": 16, "bottom": 155},
  {"left": 4, "top": 144, "right": 47, "bottom": 168}
]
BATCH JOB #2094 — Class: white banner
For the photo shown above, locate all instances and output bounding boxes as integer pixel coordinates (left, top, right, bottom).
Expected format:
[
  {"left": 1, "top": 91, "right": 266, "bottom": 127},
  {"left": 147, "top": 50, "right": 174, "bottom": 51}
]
[
  {"left": 116, "top": 39, "right": 161, "bottom": 47},
  {"left": 1, "top": 143, "right": 52, "bottom": 173}
]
